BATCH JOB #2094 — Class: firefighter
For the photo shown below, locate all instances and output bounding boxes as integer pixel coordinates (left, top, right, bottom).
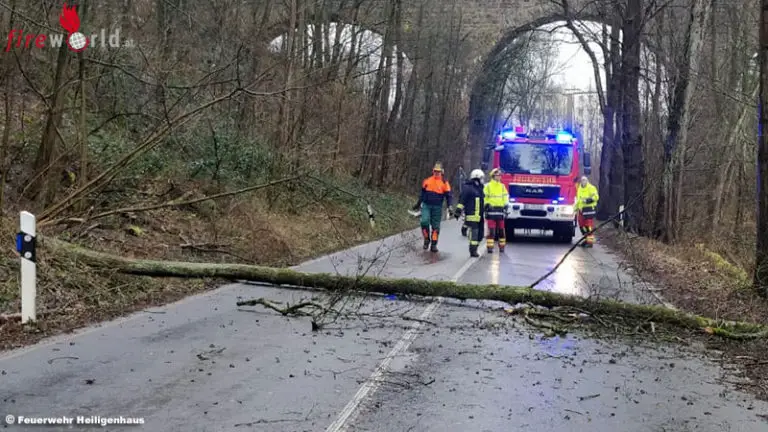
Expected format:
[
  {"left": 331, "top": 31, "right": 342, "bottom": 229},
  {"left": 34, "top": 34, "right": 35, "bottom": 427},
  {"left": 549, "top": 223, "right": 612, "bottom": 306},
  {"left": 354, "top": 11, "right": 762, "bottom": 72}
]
[
  {"left": 453, "top": 169, "right": 485, "bottom": 257},
  {"left": 483, "top": 168, "right": 509, "bottom": 253},
  {"left": 412, "top": 162, "right": 453, "bottom": 252},
  {"left": 574, "top": 176, "right": 599, "bottom": 247}
]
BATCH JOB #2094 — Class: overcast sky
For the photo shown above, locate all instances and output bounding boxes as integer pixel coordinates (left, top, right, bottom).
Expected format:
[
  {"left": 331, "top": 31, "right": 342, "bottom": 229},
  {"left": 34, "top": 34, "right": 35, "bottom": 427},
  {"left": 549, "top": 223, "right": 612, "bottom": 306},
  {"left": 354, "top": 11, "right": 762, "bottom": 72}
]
[{"left": 544, "top": 21, "right": 607, "bottom": 92}]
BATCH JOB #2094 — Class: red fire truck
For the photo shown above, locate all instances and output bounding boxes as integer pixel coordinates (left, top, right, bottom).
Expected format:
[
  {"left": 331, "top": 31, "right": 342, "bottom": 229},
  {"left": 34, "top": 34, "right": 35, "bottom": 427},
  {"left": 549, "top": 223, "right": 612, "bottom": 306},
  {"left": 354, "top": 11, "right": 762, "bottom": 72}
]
[{"left": 481, "top": 126, "right": 592, "bottom": 244}]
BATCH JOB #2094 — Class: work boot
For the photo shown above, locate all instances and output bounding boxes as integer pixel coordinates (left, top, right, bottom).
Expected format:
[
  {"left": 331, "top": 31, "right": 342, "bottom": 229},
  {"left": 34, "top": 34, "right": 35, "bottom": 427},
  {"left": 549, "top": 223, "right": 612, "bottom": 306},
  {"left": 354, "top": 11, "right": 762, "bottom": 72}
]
[
  {"left": 469, "top": 245, "right": 479, "bottom": 257},
  {"left": 430, "top": 242, "right": 438, "bottom": 253},
  {"left": 499, "top": 246, "right": 505, "bottom": 253},
  {"left": 423, "top": 238, "right": 430, "bottom": 250}
]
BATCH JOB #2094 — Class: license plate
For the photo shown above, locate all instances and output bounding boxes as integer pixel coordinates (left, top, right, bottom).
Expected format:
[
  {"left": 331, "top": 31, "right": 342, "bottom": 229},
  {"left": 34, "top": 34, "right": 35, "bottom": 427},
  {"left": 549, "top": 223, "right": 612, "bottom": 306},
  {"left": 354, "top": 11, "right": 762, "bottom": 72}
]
[{"left": 524, "top": 204, "right": 545, "bottom": 210}]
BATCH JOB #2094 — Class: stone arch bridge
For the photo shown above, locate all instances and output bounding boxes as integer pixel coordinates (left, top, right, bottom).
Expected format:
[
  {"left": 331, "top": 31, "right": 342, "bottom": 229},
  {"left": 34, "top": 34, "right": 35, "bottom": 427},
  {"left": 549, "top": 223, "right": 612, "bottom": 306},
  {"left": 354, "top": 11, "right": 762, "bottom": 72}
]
[{"left": 263, "top": 0, "right": 613, "bottom": 166}]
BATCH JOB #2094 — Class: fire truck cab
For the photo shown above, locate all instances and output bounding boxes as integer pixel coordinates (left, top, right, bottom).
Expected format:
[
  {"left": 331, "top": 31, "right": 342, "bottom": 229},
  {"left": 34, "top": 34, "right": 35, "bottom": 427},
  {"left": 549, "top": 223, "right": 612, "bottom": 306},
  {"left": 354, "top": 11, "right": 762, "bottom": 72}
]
[{"left": 481, "top": 126, "right": 592, "bottom": 244}]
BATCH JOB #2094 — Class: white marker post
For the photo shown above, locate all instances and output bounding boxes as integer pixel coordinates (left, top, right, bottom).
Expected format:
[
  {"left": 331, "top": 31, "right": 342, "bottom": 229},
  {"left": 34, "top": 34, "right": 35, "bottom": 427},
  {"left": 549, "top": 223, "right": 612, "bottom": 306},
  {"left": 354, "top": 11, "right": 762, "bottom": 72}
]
[
  {"left": 367, "top": 204, "right": 375, "bottom": 228},
  {"left": 619, "top": 205, "right": 625, "bottom": 228},
  {"left": 18, "top": 211, "right": 36, "bottom": 323}
]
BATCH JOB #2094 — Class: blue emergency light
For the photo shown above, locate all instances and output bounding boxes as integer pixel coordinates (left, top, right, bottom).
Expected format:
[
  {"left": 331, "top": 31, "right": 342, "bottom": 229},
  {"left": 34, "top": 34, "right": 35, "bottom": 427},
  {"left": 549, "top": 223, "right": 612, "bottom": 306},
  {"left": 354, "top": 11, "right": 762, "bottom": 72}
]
[
  {"left": 499, "top": 125, "right": 527, "bottom": 141},
  {"left": 500, "top": 129, "right": 516, "bottom": 140},
  {"left": 555, "top": 132, "right": 573, "bottom": 143}
]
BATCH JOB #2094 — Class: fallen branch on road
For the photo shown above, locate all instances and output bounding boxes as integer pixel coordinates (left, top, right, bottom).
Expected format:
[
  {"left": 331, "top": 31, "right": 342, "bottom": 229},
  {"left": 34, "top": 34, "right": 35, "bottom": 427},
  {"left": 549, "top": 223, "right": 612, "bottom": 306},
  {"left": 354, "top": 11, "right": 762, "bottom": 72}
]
[
  {"left": 236, "top": 297, "right": 326, "bottom": 316},
  {"left": 43, "top": 237, "right": 768, "bottom": 340},
  {"left": 530, "top": 207, "right": 626, "bottom": 289}
]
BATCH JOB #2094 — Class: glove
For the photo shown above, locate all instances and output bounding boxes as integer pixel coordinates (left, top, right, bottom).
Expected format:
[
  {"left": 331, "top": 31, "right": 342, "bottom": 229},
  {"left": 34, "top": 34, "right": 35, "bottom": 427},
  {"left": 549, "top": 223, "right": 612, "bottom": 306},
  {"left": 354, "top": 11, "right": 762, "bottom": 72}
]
[
  {"left": 412, "top": 203, "right": 421, "bottom": 211},
  {"left": 453, "top": 207, "right": 462, "bottom": 219},
  {"left": 585, "top": 198, "right": 594, "bottom": 204}
]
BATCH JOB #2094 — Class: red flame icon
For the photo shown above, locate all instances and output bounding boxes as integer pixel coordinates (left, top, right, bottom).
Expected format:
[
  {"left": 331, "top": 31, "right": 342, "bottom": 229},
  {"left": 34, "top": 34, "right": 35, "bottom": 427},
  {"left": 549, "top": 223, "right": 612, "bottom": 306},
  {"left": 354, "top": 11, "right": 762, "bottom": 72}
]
[
  {"left": 59, "top": 3, "right": 80, "bottom": 33},
  {"left": 59, "top": 2, "right": 88, "bottom": 52}
]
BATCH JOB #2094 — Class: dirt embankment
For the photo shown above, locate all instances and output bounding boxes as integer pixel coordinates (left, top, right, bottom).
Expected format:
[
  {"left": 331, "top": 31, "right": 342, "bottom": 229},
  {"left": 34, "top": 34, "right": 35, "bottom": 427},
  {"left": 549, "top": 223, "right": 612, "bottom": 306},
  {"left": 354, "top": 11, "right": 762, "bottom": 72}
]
[
  {"left": 599, "top": 226, "right": 768, "bottom": 401},
  {"left": 0, "top": 177, "right": 417, "bottom": 350}
]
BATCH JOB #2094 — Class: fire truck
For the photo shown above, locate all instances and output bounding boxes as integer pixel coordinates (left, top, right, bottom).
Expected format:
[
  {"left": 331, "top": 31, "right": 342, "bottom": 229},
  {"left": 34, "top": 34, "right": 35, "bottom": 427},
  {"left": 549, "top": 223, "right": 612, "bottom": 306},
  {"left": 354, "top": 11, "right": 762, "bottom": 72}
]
[{"left": 481, "top": 126, "right": 592, "bottom": 244}]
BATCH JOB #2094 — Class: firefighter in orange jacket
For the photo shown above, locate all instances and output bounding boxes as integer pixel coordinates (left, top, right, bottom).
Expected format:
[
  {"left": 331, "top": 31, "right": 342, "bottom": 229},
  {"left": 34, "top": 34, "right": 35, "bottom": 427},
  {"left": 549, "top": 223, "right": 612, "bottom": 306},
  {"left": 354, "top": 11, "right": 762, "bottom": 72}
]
[{"left": 412, "top": 163, "right": 453, "bottom": 252}]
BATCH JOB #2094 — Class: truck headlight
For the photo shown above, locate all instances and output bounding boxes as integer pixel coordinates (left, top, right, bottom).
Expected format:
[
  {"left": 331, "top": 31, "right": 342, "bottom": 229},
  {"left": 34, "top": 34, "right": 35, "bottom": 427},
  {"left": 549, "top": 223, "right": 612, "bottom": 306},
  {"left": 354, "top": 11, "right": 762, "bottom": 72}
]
[{"left": 560, "top": 205, "right": 574, "bottom": 216}]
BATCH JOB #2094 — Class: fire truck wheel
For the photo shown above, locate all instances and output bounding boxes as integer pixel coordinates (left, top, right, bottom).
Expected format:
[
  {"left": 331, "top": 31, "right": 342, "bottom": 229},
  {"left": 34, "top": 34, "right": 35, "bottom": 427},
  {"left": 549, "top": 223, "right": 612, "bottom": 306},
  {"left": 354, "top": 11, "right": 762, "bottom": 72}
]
[
  {"left": 553, "top": 223, "right": 574, "bottom": 244},
  {"left": 504, "top": 220, "right": 516, "bottom": 242}
]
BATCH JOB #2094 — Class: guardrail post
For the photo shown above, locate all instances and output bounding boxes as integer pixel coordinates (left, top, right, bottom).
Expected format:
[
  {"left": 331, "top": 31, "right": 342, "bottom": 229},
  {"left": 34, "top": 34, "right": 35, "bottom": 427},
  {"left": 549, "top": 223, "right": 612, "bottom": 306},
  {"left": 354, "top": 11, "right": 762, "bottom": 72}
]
[{"left": 17, "top": 211, "right": 37, "bottom": 323}]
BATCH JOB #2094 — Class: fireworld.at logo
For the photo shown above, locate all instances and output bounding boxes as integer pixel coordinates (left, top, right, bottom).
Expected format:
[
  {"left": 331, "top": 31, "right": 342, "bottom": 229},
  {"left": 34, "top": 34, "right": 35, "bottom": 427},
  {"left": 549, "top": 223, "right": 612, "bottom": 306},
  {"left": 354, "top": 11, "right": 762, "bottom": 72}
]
[{"left": 5, "top": 2, "right": 135, "bottom": 52}]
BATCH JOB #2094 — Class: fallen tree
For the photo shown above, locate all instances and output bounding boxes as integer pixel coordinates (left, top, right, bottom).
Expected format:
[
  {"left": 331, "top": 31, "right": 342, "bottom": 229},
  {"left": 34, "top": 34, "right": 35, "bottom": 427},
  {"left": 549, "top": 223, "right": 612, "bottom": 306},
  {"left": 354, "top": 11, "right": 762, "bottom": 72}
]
[{"left": 43, "top": 237, "right": 768, "bottom": 339}]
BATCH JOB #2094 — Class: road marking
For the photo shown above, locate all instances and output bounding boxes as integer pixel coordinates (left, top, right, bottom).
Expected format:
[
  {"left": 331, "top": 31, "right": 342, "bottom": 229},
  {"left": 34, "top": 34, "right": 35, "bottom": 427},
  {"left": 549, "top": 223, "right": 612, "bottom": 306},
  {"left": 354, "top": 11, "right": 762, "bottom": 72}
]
[{"left": 324, "top": 238, "right": 487, "bottom": 432}]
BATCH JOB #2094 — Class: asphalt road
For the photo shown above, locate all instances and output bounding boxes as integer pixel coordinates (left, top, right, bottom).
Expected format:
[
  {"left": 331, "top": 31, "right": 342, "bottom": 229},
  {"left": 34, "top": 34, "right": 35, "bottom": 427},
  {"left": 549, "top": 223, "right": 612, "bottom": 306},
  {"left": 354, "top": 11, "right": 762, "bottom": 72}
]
[{"left": 0, "top": 220, "right": 766, "bottom": 431}]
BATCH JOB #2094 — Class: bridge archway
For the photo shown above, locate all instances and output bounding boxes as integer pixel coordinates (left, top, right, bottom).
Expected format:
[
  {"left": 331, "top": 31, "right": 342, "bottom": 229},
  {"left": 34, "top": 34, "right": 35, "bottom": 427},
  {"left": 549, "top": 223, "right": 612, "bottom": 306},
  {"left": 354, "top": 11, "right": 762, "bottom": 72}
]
[
  {"left": 466, "top": 13, "right": 662, "bottom": 172},
  {"left": 467, "top": 14, "right": 608, "bottom": 167},
  {"left": 261, "top": 9, "right": 418, "bottom": 66},
  {"left": 266, "top": 21, "right": 414, "bottom": 117}
]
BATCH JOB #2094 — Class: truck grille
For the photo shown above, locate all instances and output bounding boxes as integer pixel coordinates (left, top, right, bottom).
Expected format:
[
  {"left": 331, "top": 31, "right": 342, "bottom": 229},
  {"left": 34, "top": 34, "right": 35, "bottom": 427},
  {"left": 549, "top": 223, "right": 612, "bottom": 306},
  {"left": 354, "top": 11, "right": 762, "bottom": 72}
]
[
  {"left": 509, "top": 184, "right": 561, "bottom": 200},
  {"left": 521, "top": 210, "right": 547, "bottom": 217}
]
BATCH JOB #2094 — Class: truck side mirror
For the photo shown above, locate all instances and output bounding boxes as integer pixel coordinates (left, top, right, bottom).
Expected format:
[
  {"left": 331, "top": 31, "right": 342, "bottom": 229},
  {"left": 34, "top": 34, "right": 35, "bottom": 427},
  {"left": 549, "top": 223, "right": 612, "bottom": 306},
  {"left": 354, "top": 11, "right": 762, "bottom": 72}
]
[
  {"left": 481, "top": 145, "right": 493, "bottom": 171},
  {"left": 583, "top": 151, "right": 592, "bottom": 176}
]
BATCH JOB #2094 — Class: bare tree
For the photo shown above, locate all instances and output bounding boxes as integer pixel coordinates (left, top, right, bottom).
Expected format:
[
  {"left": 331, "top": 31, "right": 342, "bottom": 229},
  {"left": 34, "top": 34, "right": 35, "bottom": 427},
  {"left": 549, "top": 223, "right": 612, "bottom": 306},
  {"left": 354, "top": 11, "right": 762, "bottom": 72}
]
[
  {"left": 654, "top": 0, "right": 712, "bottom": 241},
  {"left": 757, "top": 0, "right": 768, "bottom": 296}
]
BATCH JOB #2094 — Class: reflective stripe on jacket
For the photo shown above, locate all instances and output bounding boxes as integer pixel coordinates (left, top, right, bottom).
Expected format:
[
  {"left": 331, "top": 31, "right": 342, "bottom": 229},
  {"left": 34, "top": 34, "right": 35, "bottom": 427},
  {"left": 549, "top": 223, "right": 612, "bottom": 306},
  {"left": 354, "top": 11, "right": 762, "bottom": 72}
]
[
  {"left": 483, "top": 180, "right": 508, "bottom": 208},
  {"left": 575, "top": 183, "right": 599, "bottom": 212},
  {"left": 420, "top": 175, "right": 452, "bottom": 207},
  {"left": 457, "top": 180, "right": 484, "bottom": 222}
]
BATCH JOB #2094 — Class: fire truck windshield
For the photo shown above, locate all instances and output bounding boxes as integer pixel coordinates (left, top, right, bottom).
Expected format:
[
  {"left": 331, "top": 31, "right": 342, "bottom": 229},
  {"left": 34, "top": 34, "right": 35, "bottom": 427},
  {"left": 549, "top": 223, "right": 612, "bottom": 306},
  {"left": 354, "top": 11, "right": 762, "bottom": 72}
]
[{"left": 498, "top": 142, "right": 573, "bottom": 176}]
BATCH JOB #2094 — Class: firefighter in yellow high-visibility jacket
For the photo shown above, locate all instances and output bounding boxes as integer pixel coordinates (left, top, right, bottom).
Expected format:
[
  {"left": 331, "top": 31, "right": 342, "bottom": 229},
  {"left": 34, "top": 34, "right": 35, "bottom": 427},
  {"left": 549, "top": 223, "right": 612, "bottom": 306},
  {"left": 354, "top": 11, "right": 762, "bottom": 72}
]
[
  {"left": 483, "top": 168, "right": 509, "bottom": 253},
  {"left": 574, "top": 176, "right": 599, "bottom": 247}
]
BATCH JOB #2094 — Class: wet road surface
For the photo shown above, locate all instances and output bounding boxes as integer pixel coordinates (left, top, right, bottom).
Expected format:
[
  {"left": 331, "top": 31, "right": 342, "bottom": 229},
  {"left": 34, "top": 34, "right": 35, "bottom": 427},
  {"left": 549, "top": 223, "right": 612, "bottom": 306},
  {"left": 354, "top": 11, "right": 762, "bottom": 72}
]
[
  {"left": 0, "top": 220, "right": 766, "bottom": 431},
  {"left": 296, "top": 221, "right": 660, "bottom": 304}
]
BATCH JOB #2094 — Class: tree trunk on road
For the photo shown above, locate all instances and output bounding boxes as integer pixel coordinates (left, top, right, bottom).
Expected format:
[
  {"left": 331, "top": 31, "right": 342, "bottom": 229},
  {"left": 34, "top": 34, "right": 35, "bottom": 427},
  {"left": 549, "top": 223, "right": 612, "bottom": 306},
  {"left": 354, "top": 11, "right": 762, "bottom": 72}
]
[{"left": 42, "top": 237, "right": 768, "bottom": 339}]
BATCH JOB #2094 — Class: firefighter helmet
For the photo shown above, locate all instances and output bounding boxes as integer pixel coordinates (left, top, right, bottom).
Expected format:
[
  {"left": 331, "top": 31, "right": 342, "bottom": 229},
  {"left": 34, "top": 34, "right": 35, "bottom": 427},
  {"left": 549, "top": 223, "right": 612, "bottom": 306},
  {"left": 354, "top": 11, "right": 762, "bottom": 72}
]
[{"left": 470, "top": 169, "right": 484, "bottom": 180}]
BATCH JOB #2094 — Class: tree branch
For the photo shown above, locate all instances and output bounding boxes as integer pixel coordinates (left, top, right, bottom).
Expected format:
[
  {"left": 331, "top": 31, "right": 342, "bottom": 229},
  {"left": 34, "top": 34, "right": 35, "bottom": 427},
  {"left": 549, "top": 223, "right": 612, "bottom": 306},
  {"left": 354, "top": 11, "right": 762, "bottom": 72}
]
[{"left": 41, "top": 176, "right": 300, "bottom": 227}]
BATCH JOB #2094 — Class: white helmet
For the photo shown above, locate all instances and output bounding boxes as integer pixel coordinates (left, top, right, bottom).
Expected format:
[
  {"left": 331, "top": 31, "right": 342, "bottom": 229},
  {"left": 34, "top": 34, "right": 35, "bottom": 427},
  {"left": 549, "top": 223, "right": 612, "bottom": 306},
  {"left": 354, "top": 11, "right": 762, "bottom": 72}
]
[{"left": 470, "top": 169, "right": 484, "bottom": 180}]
